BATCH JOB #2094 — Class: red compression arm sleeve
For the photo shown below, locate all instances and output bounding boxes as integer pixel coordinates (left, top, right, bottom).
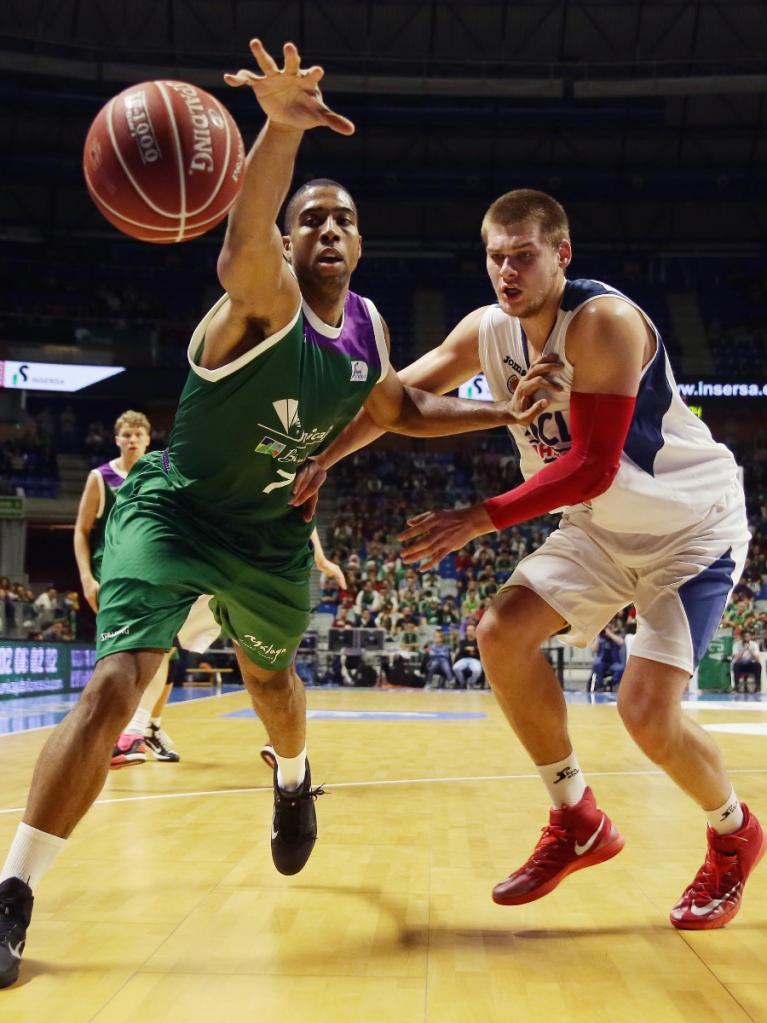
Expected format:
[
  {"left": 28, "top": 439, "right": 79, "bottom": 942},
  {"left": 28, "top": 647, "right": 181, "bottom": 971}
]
[{"left": 483, "top": 391, "right": 637, "bottom": 531}]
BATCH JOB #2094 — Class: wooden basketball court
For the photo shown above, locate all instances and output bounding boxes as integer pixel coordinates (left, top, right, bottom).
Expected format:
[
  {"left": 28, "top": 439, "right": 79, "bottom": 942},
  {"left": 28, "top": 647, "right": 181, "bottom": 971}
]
[{"left": 1, "top": 686, "right": 766, "bottom": 1022}]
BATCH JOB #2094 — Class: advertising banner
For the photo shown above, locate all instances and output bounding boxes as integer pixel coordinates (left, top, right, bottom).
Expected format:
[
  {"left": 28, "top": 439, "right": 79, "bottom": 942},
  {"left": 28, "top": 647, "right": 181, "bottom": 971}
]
[{"left": 0, "top": 642, "right": 96, "bottom": 699}]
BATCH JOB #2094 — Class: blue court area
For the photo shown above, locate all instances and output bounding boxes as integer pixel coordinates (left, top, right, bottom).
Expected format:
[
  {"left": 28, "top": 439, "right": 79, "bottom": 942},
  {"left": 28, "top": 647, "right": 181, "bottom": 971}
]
[
  {"left": 0, "top": 684, "right": 242, "bottom": 736},
  {"left": 0, "top": 686, "right": 765, "bottom": 736}
]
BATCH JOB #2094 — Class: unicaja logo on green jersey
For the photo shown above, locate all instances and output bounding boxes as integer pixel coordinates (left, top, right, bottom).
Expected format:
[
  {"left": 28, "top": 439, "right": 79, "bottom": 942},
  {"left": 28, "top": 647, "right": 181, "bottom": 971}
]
[
  {"left": 273, "top": 398, "right": 303, "bottom": 438},
  {"left": 255, "top": 398, "right": 331, "bottom": 467}
]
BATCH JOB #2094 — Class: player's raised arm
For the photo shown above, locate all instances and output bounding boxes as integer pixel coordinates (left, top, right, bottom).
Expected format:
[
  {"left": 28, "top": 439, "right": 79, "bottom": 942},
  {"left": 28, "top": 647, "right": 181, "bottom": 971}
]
[{"left": 202, "top": 40, "right": 355, "bottom": 369}]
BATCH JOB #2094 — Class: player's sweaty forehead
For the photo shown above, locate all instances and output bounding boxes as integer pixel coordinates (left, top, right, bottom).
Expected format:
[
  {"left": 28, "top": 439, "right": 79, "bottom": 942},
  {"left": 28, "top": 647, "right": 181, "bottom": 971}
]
[
  {"left": 297, "top": 188, "right": 357, "bottom": 224},
  {"left": 484, "top": 219, "right": 547, "bottom": 254}
]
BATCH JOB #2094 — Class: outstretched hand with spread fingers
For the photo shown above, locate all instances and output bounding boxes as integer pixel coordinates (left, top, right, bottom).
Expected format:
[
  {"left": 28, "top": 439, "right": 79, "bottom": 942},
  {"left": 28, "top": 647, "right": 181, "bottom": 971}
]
[
  {"left": 224, "top": 39, "right": 355, "bottom": 136},
  {"left": 399, "top": 505, "right": 495, "bottom": 572}
]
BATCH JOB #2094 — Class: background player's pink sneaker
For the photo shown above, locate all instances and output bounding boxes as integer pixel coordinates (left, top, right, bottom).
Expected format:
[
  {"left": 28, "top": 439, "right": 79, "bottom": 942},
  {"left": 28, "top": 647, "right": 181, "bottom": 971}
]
[
  {"left": 670, "top": 805, "right": 766, "bottom": 930},
  {"left": 110, "top": 733, "right": 147, "bottom": 770},
  {"left": 492, "top": 787, "right": 624, "bottom": 905}
]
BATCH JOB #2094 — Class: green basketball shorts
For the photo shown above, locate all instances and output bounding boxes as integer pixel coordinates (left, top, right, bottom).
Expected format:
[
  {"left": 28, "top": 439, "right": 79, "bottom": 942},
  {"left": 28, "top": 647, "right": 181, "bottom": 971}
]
[{"left": 96, "top": 461, "right": 313, "bottom": 672}]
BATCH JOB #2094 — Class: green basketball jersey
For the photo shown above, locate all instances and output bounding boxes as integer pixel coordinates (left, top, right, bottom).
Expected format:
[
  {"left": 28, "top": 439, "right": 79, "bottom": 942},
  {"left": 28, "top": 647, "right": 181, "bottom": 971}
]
[
  {"left": 156, "top": 290, "right": 389, "bottom": 555},
  {"left": 89, "top": 460, "right": 127, "bottom": 582}
]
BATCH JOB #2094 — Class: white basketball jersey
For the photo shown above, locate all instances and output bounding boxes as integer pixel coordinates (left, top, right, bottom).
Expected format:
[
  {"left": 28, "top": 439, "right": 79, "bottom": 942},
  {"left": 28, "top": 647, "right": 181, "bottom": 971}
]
[{"left": 478, "top": 278, "right": 739, "bottom": 535}]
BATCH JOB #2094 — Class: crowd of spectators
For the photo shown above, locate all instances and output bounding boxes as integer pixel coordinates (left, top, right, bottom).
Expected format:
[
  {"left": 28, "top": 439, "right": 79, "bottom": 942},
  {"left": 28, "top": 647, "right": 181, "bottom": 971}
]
[
  {"left": 722, "top": 434, "right": 767, "bottom": 645},
  {"left": 313, "top": 446, "right": 557, "bottom": 685},
  {"left": 0, "top": 411, "right": 58, "bottom": 496},
  {"left": 0, "top": 405, "right": 173, "bottom": 497},
  {"left": 0, "top": 578, "right": 79, "bottom": 642},
  {"left": 1, "top": 242, "right": 207, "bottom": 365},
  {"left": 316, "top": 439, "right": 767, "bottom": 689},
  {"left": 703, "top": 267, "right": 767, "bottom": 377}
]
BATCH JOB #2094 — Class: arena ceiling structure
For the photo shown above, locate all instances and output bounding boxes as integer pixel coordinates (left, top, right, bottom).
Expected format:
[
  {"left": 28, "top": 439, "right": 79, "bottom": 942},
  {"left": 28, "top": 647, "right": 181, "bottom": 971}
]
[{"left": 1, "top": 0, "right": 766, "bottom": 250}]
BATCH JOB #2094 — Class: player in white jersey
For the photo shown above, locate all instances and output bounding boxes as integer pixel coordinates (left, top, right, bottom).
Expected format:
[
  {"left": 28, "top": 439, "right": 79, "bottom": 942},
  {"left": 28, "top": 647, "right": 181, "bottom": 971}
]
[{"left": 294, "top": 188, "right": 765, "bottom": 930}]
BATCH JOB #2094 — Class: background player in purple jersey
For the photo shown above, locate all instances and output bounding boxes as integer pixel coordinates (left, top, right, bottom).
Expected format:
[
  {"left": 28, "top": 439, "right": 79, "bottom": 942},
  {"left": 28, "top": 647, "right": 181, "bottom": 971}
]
[
  {"left": 73, "top": 409, "right": 182, "bottom": 766},
  {"left": 294, "top": 188, "right": 764, "bottom": 931}
]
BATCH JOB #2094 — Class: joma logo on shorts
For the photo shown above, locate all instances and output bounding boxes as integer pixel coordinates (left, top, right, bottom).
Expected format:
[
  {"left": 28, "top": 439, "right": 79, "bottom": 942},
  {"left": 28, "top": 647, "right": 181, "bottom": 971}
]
[
  {"left": 101, "top": 626, "right": 130, "bottom": 641},
  {"left": 243, "top": 635, "right": 287, "bottom": 663}
]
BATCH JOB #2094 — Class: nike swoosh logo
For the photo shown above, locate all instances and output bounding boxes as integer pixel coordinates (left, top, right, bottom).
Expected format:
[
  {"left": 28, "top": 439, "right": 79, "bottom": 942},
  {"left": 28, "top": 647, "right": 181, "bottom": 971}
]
[
  {"left": 271, "top": 827, "right": 279, "bottom": 840},
  {"left": 689, "top": 883, "right": 741, "bottom": 917},
  {"left": 574, "top": 816, "right": 605, "bottom": 856},
  {"left": 7, "top": 940, "right": 24, "bottom": 960}
]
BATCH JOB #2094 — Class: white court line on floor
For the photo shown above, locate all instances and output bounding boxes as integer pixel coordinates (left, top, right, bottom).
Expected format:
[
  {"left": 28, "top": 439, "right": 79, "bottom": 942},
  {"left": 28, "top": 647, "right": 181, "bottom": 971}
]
[
  {"left": 3, "top": 765, "right": 767, "bottom": 816},
  {"left": 681, "top": 701, "right": 767, "bottom": 712},
  {"left": 704, "top": 722, "right": 767, "bottom": 735}
]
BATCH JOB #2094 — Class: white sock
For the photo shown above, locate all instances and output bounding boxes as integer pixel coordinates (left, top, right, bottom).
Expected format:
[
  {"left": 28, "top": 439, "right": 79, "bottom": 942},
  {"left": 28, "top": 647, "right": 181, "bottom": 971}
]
[
  {"left": 275, "top": 746, "right": 307, "bottom": 791},
  {"left": 1, "top": 822, "right": 67, "bottom": 891},
  {"left": 707, "top": 787, "right": 744, "bottom": 836},
  {"left": 123, "top": 707, "right": 151, "bottom": 737},
  {"left": 537, "top": 751, "right": 587, "bottom": 808}
]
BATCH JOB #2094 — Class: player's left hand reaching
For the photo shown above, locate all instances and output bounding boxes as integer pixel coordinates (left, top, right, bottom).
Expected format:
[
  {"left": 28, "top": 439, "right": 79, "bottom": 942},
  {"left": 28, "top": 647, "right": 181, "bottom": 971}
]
[
  {"left": 224, "top": 39, "right": 355, "bottom": 136},
  {"left": 314, "top": 554, "right": 347, "bottom": 590},
  {"left": 399, "top": 504, "right": 495, "bottom": 571},
  {"left": 289, "top": 458, "right": 327, "bottom": 521}
]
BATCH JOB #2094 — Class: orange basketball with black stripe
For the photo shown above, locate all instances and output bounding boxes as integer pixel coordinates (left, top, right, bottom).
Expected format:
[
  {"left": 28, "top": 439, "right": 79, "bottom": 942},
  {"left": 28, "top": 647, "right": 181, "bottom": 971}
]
[{"left": 83, "top": 80, "right": 245, "bottom": 243}]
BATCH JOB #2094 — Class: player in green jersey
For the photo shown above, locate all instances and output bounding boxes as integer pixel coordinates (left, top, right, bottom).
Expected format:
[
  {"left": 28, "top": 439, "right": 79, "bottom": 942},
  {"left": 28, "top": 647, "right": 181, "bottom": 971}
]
[
  {"left": 74, "top": 409, "right": 345, "bottom": 770},
  {"left": 0, "top": 40, "right": 550, "bottom": 987}
]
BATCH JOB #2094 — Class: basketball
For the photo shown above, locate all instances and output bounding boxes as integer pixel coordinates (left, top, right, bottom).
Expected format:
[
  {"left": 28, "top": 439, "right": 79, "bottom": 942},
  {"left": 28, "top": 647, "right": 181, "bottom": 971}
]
[{"left": 82, "top": 80, "right": 245, "bottom": 243}]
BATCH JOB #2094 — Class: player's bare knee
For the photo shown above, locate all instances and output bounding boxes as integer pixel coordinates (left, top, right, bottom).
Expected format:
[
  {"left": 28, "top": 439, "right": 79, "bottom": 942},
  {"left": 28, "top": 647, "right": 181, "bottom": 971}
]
[
  {"left": 477, "top": 606, "right": 541, "bottom": 659},
  {"left": 77, "top": 662, "right": 137, "bottom": 729},
  {"left": 617, "top": 693, "right": 678, "bottom": 762},
  {"left": 243, "top": 665, "right": 293, "bottom": 698},
  {"left": 78, "top": 653, "right": 153, "bottom": 727}
]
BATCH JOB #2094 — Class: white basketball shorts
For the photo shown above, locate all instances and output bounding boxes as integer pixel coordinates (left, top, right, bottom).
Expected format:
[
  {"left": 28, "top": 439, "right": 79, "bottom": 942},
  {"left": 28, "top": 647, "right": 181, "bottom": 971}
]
[
  {"left": 177, "top": 594, "right": 221, "bottom": 654},
  {"left": 504, "top": 479, "right": 749, "bottom": 674}
]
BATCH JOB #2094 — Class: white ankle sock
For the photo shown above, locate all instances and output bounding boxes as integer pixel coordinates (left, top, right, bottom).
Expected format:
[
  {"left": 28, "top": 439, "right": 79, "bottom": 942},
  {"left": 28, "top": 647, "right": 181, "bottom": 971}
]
[
  {"left": 1, "top": 822, "right": 67, "bottom": 891},
  {"left": 707, "top": 787, "right": 744, "bottom": 835},
  {"left": 124, "top": 707, "right": 150, "bottom": 737},
  {"left": 275, "top": 746, "right": 307, "bottom": 791},
  {"left": 537, "top": 751, "right": 587, "bottom": 808}
]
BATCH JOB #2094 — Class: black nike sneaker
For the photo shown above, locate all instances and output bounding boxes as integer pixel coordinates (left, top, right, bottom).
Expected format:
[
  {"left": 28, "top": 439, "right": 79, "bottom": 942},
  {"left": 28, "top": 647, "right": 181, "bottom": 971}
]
[
  {"left": 270, "top": 761, "right": 324, "bottom": 876},
  {"left": 143, "top": 723, "right": 181, "bottom": 763},
  {"left": 0, "top": 877, "right": 34, "bottom": 988}
]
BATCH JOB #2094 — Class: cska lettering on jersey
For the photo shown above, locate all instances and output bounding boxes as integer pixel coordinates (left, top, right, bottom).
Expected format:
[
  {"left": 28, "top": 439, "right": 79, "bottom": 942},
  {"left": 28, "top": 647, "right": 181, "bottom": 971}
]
[
  {"left": 500, "top": 355, "right": 571, "bottom": 463},
  {"left": 524, "top": 410, "right": 572, "bottom": 464}
]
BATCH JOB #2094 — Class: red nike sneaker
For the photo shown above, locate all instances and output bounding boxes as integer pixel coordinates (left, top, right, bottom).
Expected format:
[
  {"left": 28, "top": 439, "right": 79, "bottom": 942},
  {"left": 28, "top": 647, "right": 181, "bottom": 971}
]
[
  {"left": 492, "top": 787, "right": 624, "bottom": 905},
  {"left": 110, "top": 732, "right": 147, "bottom": 770},
  {"left": 670, "top": 804, "right": 766, "bottom": 930}
]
